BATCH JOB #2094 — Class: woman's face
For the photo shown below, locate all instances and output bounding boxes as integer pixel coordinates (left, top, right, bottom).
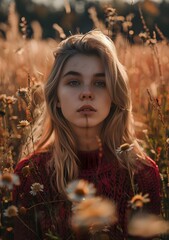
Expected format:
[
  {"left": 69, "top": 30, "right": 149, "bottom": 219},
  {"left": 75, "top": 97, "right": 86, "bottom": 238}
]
[{"left": 57, "top": 54, "right": 112, "bottom": 134}]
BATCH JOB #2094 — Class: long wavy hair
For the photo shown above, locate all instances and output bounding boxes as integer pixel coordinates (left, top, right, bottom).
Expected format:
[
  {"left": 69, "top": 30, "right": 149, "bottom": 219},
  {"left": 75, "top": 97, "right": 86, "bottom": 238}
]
[{"left": 25, "top": 30, "right": 146, "bottom": 195}]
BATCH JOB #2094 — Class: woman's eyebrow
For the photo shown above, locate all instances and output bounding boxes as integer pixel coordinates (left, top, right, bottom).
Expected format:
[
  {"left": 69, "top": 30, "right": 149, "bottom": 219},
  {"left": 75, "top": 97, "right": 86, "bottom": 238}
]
[
  {"left": 62, "top": 71, "right": 105, "bottom": 77},
  {"left": 62, "top": 71, "right": 81, "bottom": 77},
  {"left": 94, "top": 73, "right": 105, "bottom": 77}
]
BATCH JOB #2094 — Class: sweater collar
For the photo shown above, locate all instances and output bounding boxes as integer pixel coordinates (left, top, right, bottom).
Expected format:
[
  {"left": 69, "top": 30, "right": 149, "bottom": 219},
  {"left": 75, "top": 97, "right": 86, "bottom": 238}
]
[{"left": 77, "top": 148, "right": 101, "bottom": 170}]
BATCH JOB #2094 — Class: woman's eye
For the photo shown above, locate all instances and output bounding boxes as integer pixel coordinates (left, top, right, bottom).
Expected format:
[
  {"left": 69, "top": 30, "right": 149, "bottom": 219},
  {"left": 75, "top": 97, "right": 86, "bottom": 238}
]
[
  {"left": 67, "top": 80, "right": 80, "bottom": 86},
  {"left": 94, "top": 81, "right": 106, "bottom": 88}
]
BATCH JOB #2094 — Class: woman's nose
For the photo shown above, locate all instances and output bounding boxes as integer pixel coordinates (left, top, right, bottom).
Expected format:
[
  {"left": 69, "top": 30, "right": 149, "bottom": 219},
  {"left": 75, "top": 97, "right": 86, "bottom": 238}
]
[{"left": 79, "top": 86, "right": 94, "bottom": 100}]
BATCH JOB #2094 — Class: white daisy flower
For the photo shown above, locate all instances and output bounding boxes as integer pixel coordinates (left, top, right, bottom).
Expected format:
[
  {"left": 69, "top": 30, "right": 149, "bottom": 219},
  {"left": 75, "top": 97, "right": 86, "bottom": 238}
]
[
  {"left": 128, "top": 214, "right": 169, "bottom": 237},
  {"left": 0, "top": 172, "right": 20, "bottom": 190},
  {"left": 17, "top": 120, "right": 30, "bottom": 129},
  {"left": 129, "top": 193, "right": 150, "bottom": 209},
  {"left": 66, "top": 179, "right": 96, "bottom": 203},
  {"left": 116, "top": 143, "right": 134, "bottom": 154},
  {"left": 30, "top": 182, "right": 44, "bottom": 196},
  {"left": 72, "top": 197, "right": 117, "bottom": 231},
  {"left": 4, "top": 205, "right": 18, "bottom": 217}
]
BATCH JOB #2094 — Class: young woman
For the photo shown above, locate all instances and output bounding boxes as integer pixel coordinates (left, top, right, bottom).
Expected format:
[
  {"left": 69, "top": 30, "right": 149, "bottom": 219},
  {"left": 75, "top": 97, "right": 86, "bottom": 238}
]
[{"left": 13, "top": 30, "right": 161, "bottom": 240}]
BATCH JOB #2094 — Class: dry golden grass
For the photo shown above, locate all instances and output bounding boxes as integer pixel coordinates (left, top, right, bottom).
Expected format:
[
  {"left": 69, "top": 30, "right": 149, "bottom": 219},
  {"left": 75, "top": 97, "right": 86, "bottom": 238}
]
[{"left": 0, "top": 4, "right": 168, "bottom": 161}]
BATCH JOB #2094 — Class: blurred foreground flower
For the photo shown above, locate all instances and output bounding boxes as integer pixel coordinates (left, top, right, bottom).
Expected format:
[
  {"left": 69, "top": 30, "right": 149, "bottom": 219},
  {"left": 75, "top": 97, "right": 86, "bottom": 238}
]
[
  {"left": 116, "top": 143, "right": 134, "bottom": 154},
  {"left": 30, "top": 182, "right": 44, "bottom": 196},
  {"left": 129, "top": 193, "right": 150, "bottom": 209},
  {"left": 128, "top": 213, "right": 169, "bottom": 237},
  {"left": 4, "top": 205, "right": 18, "bottom": 217},
  {"left": 0, "top": 172, "right": 20, "bottom": 190},
  {"left": 66, "top": 179, "right": 96, "bottom": 203},
  {"left": 71, "top": 197, "right": 117, "bottom": 232}
]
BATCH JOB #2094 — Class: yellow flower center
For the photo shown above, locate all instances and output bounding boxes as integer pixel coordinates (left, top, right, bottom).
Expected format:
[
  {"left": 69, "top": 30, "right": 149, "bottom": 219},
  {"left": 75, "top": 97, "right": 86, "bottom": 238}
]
[{"left": 120, "top": 143, "right": 130, "bottom": 151}]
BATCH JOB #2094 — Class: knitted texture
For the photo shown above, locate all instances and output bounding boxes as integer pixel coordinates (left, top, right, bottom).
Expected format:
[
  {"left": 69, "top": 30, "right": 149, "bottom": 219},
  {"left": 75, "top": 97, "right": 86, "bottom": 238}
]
[{"left": 13, "top": 148, "right": 161, "bottom": 240}]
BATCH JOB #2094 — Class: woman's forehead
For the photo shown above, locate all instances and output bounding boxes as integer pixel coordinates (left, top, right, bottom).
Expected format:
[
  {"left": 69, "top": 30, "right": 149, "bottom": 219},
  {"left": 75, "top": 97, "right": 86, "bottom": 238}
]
[{"left": 61, "top": 53, "right": 104, "bottom": 75}]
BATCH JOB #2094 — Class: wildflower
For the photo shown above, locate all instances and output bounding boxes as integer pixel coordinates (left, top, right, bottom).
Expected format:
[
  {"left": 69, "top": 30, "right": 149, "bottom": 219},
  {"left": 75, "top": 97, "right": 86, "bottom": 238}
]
[
  {"left": 6, "top": 227, "right": 13, "bottom": 232},
  {"left": 116, "top": 143, "right": 134, "bottom": 154},
  {"left": 146, "top": 38, "right": 157, "bottom": 45},
  {"left": 72, "top": 197, "right": 117, "bottom": 230},
  {"left": 16, "top": 88, "right": 28, "bottom": 97},
  {"left": 22, "top": 165, "right": 31, "bottom": 177},
  {"left": 139, "top": 32, "right": 148, "bottom": 39},
  {"left": 122, "top": 21, "right": 132, "bottom": 32},
  {"left": 18, "top": 206, "right": 27, "bottom": 215},
  {"left": 10, "top": 116, "right": 18, "bottom": 120},
  {"left": 129, "top": 30, "right": 134, "bottom": 36},
  {"left": 17, "top": 120, "right": 30, "bottom": 129},
  {"left": 128, "top": 213, "right": 169, "bottom": 237},
  {"left": 105, "top": 7, "right": 116, "bottom": 17},
  {"left": 16, "top": 88, "right": 29, "bottom": 105},
  {"left": 0, "top": 172, "right": 20, "bottom": 190},
  {"left": 66, "top": 179, "right": 96, "bottom": 203},
  {"left": 0, "top": 94, "right": 7, "bottom": 116},
  {"left": 129, "top": 193, "right": 150, "bottom": 209},
  {"left": 4, "top": 205, "right": 18, "bottom": 217},
  {"left": 0, "top": 94, "right": 6, "bottom": 102},
  {"left": 30, "top": 182, "right": 44, "bottom": 196},
  {"left": 105, "top": 8, "right": 117, "bottom": 27},
  {"left": 6, "top": 96, "right": 17, "bottom": 105},
  {"left": 157, "top": 147, "right": 162, "bottom": 154},
  {"left": 20, "top": 17, "right": 28, "bottom": 39}
]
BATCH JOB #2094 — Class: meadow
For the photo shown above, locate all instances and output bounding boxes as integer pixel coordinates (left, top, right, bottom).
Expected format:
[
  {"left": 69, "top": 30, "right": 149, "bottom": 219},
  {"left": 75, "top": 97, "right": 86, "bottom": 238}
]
[{"left": 0, "top": 2, "right": 169, "bottom": 239}]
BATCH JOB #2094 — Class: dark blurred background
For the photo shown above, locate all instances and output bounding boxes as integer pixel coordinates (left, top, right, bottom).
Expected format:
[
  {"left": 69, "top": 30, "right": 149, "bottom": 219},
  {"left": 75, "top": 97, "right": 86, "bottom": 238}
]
[{"left": 0, "top": 0, "right": 169, "bottom": 41}]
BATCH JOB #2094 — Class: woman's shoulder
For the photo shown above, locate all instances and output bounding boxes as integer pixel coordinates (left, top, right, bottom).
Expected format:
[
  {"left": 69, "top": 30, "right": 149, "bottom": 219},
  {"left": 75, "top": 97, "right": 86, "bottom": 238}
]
[
  {"left": 136, "top": 155, "right": 159, "bottom": 172},
  {"left": 135, "top": 156, "right": 161, "bottom": 185},
  {"left": 146, "top": 156, "right": 159, "bottom": 170},
  {"left": 14, "top": 150, "right": 52, "bottom": 174}
]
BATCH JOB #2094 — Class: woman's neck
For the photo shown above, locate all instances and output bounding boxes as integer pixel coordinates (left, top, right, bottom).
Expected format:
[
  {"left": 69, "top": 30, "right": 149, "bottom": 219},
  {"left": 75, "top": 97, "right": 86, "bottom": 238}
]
[
  {"left": 77, "top": 137, "right": 99, "bottom": 151},
  {"left": 74, "top": 128, "right": 101, "bottom": 151}
]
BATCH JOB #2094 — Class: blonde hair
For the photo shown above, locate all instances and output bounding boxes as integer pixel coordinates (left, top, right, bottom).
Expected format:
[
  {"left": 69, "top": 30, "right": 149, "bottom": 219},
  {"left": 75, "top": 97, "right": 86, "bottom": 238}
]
[{"left": 25, "top": 30, "right": 145, "bottom": 195}]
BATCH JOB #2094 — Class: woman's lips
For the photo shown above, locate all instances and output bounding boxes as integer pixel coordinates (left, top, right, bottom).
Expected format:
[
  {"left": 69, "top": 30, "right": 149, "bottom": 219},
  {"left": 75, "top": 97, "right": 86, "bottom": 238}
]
[
  {"left": 77, "top": 105, "right": 96, "bottom": 112},
  {"left": 77, "top": 105, "right": 96, "bottom": 114}
]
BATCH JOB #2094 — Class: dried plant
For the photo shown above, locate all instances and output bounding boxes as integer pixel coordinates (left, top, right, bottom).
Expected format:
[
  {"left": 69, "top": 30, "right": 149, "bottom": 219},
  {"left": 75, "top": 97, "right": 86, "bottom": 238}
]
[{"left": 53, "top": 23, "right": 66, "bottom": 40}]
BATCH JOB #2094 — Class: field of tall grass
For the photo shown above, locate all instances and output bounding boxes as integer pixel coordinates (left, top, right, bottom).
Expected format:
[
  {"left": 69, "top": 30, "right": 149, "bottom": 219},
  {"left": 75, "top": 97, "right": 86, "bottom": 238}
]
[{"left": 0, "top": 2, "right": 169, "bottom": 239}]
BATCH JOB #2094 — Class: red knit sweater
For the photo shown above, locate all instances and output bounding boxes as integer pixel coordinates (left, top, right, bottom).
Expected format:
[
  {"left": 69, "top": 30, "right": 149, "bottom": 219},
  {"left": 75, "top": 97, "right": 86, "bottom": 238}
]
[{"left": 13, "top": 148, "right": 161, "bottom": 240}]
